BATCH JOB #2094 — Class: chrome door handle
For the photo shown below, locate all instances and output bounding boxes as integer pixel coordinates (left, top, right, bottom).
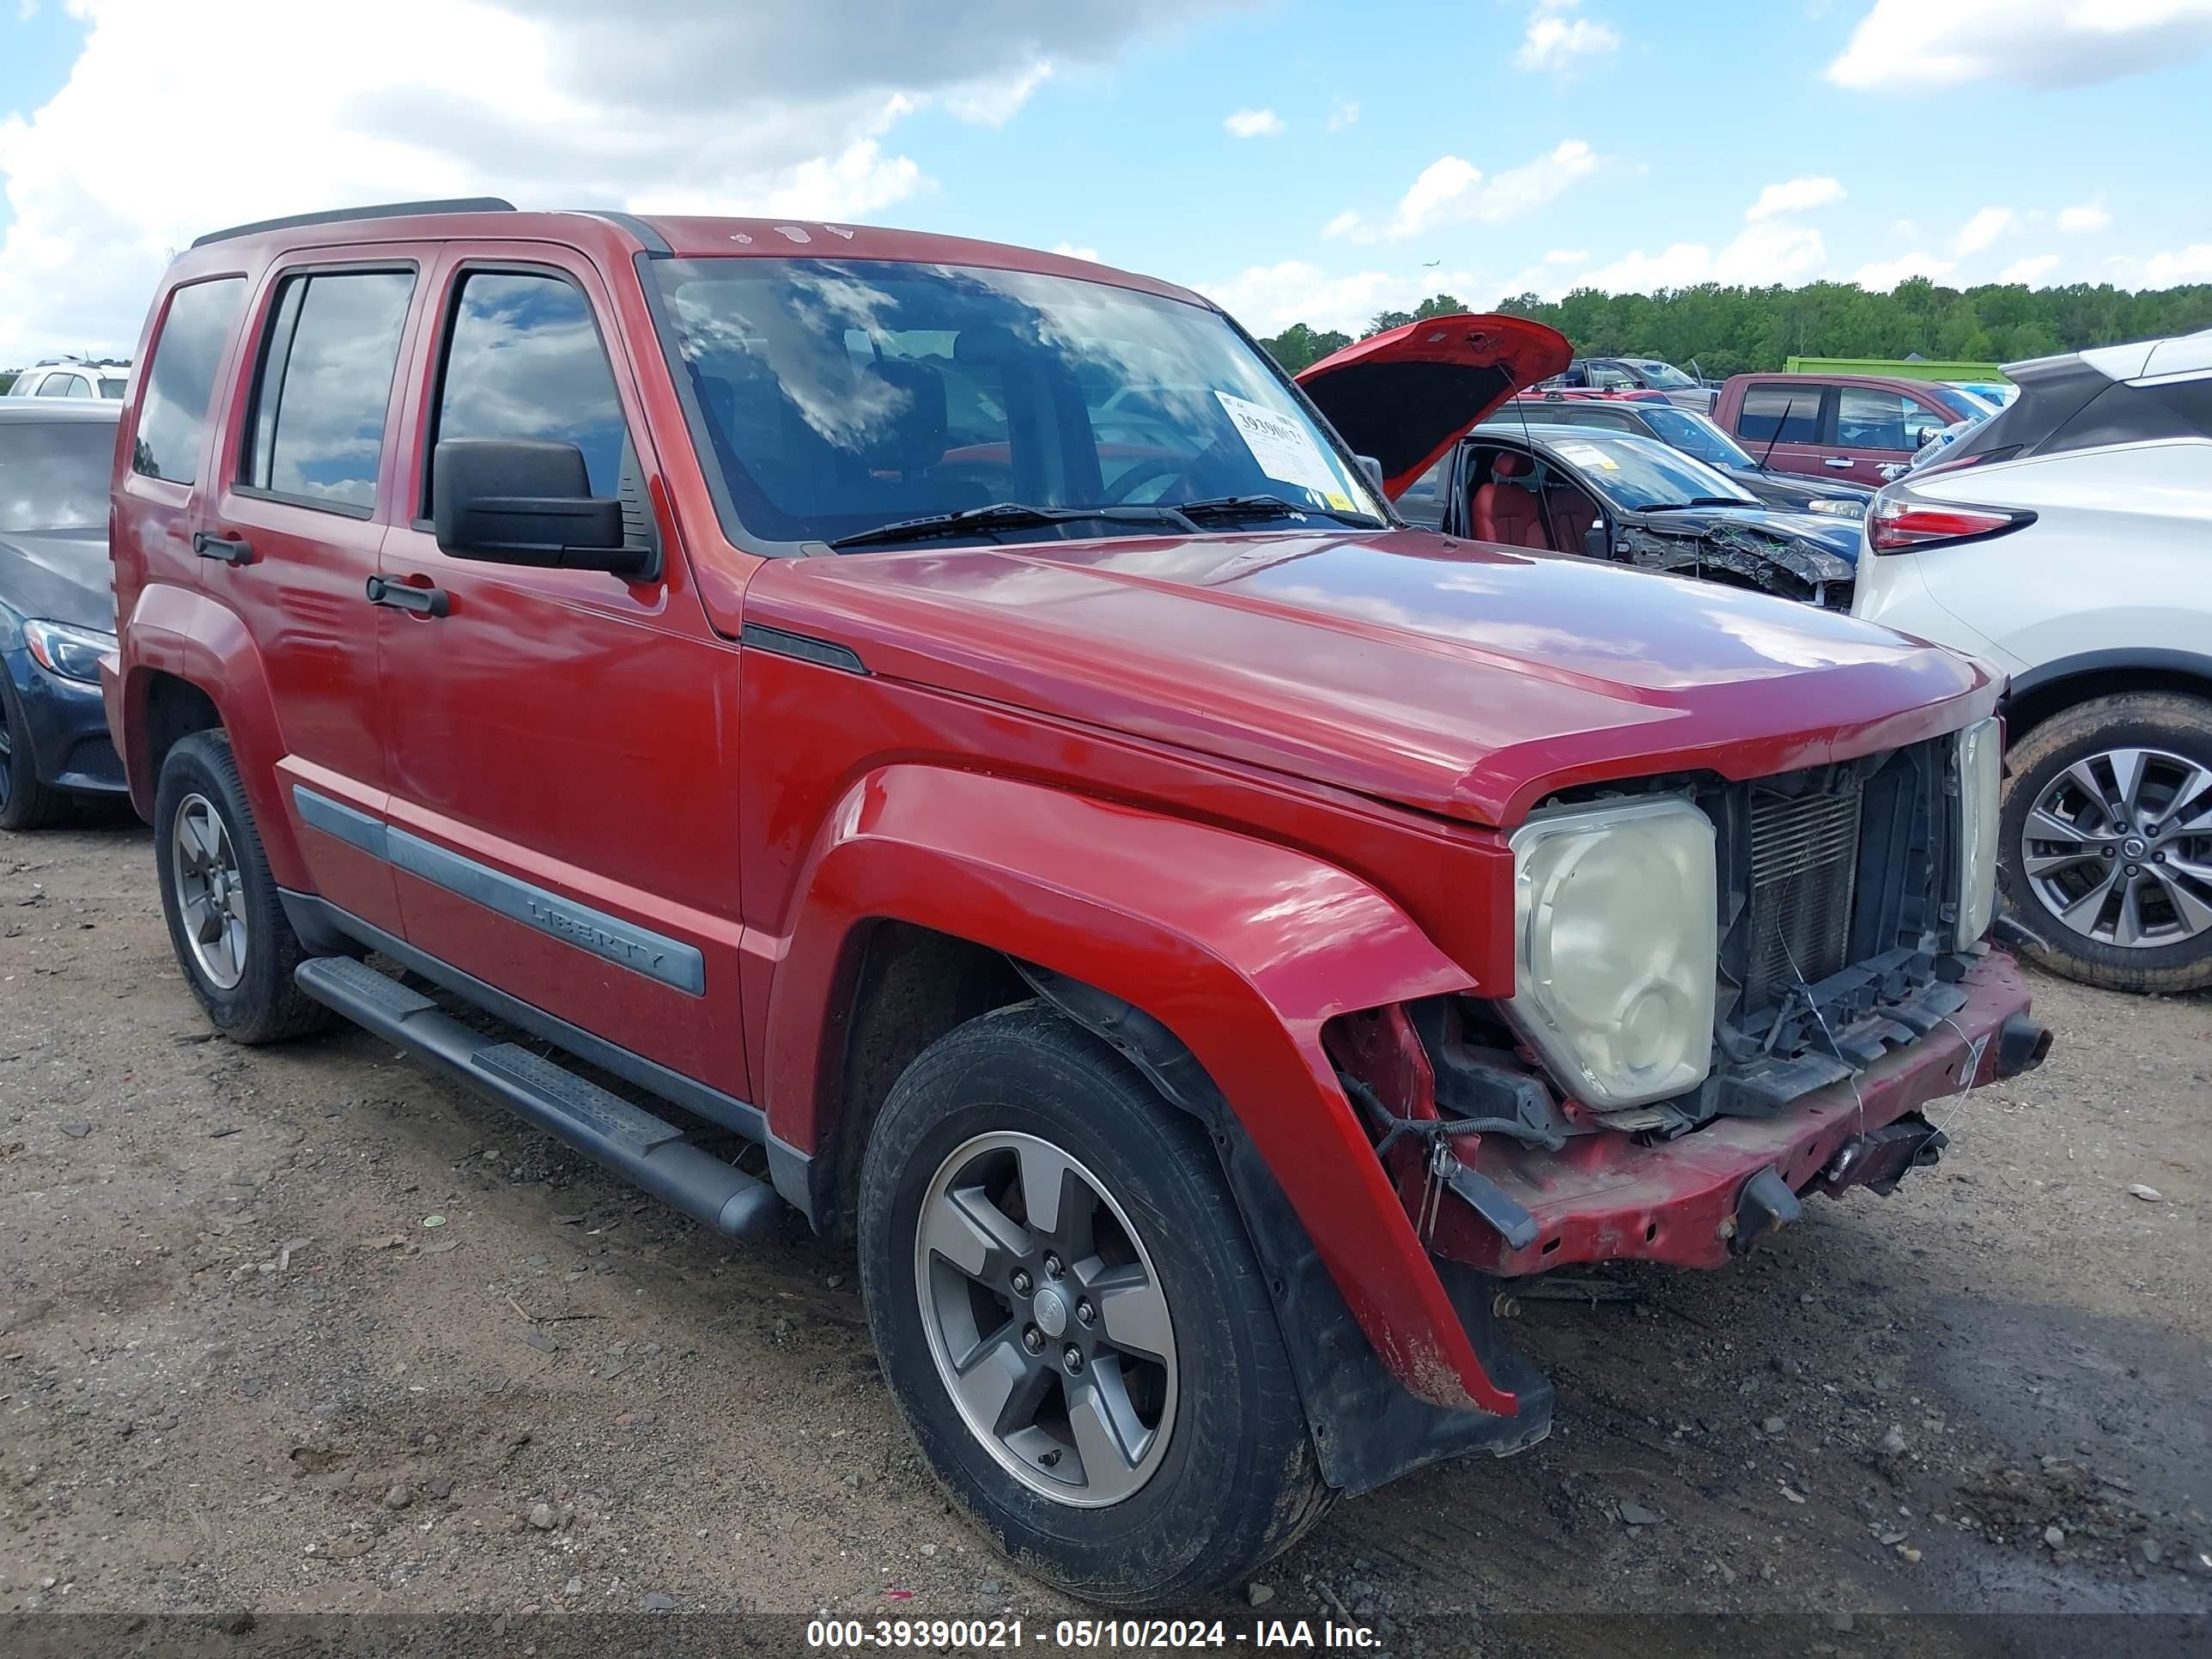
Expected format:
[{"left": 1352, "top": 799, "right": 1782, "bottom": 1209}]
[{"left": 1823, "top": 457, "right": 1856, "bottom": 469}]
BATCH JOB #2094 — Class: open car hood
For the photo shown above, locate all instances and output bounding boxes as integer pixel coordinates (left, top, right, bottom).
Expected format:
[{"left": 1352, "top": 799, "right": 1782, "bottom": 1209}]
[{"left": 1294, "top": 313, "right": 1572, "bottom": 500}]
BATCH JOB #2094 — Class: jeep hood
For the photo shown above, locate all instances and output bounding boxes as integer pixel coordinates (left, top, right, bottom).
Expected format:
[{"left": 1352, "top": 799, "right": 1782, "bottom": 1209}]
[
  {"left": 1295, "top": 313, "right": 1572, "bottom": 499},
  {"left": 742, "top": 531, "right": 1995, "bottom": 828}
]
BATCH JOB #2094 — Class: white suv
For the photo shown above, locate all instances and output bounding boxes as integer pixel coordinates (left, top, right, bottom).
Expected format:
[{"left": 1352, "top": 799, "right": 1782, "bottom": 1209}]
[
  {"left": 1854, "top": 328, "right": 2212, "bottom": 993},
  {"left": 5, "top": 359, "right": 131, "bottom": 399}
]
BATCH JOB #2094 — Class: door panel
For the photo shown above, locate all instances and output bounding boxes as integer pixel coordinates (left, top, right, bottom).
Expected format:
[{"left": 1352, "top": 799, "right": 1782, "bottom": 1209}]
[
  {"left": 206, "top": 259, "right": 425, "bottom": 936},
  {"left": 1830, "top": 385, "right": 1946, "bottom": 487},
  {"left": 375, "top": 248, "right": 750, "bottom": 1098}
]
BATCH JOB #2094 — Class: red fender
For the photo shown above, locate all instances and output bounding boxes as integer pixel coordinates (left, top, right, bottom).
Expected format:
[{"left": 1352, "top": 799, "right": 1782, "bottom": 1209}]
[
  {"left": 111, "top": 580, "right": 307, "bottom": 887},
  {"left": 760, "top": 763, "right": 1516, "bottom": 1415}
]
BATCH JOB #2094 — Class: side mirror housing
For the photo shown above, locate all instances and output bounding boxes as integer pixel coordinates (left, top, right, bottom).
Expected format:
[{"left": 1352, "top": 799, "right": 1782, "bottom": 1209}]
[
  {"left": 1582, "top": 523, "right": 1608, "bottom": 560},
  {"left": 1355, "top": 454, "right": 1387, "bottom": 497},
  {"left": 432, "top": 439, "right": 653, "bottom": 578}
]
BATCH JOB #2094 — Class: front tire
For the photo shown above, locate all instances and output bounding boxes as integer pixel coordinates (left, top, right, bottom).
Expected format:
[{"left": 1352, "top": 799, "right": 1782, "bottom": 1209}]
[
  {"left": 0, "top": 673, "right": 66, "bottom": 831},
  {"left": 858, "top": 1002, "right": 1331, "bottom": 1607},
  {"left": 2001, "top": 691, "right": 2212, "bottom": 993},
  {"left": 153, "top": 731, "right": 332, "bottom": 1042}
]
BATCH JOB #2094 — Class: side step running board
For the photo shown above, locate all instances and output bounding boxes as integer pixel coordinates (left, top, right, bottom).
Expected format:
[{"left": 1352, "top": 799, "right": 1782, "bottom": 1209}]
[{"left": 295, "top": 956, "right": 784, "bottom": 1240}]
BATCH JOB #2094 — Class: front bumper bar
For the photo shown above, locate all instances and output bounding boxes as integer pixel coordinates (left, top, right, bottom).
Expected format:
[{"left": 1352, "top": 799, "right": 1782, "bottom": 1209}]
[{"left": 1433, "top": 951, "right": 2043, "bottom": 1276}]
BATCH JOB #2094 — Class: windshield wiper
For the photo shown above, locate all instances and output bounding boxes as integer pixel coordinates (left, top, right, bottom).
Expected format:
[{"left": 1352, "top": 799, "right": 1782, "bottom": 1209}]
[
  {"left": 1643, "top": 497, "right": 1753, "bottom": 512},
  {"left": 830, "top": 501, "right": 1199, "bottom": 551},
  {"left": 1175, "top": 494, "right": 1386, "bottom": 529}
]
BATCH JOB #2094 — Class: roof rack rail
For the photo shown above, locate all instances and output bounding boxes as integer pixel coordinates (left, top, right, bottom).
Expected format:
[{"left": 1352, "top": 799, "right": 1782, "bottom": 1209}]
[{"left": 191, "top": 198, "right": 518, "bottom": 249}]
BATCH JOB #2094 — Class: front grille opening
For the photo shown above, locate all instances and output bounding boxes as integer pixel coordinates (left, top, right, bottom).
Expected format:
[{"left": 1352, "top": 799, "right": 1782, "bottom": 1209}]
[{"left": 1742, "top": 784, "right": 1863, "bottom": 1010}]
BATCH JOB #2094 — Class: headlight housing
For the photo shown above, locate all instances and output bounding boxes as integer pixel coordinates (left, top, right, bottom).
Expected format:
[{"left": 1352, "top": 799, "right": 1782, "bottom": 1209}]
[
  {"left": 1805, "top": 496, "right": 1865, "bottom": 518},
  {"left": 22, "top": 618, "right": 116, "bottom": 685},
  {"left": 1954, "top": 715, "right": 2002, "bottom": 945},
  {"left": 1505, "top": 797, "right": 1717, "bottom": 1109}
]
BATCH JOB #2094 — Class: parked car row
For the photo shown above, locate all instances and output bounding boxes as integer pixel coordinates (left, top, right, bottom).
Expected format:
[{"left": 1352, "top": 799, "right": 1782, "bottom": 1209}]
[{"left": 0, "top": 198, "right": 2193, "bottom": 1610}]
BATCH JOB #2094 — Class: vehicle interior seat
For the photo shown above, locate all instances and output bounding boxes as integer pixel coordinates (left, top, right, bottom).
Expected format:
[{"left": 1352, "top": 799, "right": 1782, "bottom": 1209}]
[
  {"left": 1546, "top": 487, "right": 1600, "bottom": 555},
  {"left": 1472, "top": 450, "right": 1549, "bottom": 548}
]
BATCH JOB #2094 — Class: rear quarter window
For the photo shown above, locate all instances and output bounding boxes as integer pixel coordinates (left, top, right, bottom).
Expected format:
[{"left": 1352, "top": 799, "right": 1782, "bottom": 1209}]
[
  {"left": 131, "top": 276, "right": 247, "bottom": 485},
  {"left": 1738, "top": 383, "right": 1824, "bottom": 443}
]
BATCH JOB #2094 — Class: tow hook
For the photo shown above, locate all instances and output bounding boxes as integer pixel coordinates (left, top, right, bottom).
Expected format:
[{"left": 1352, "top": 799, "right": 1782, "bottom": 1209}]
[
  {"left": 1727, "top": 1165, "right": 1802, "bottom": 1256},
  {"left": 1996, "top": 1012, "right": 2053, "bottom": 1079}
]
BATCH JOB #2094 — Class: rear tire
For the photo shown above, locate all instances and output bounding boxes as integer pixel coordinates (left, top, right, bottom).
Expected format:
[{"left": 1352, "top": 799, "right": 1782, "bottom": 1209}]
[
  {"left": 153, "top": 731, "right": 332, "bottom": 1042},
  {"left": 858, "top": 1002, "right": 1332, "bottom": 1607},
  {"left": 0, "top": 674, "right": 66, "bottom": 831},
  {"left": 2000, "top": 692, "right": 2212, "bottom": 994}
]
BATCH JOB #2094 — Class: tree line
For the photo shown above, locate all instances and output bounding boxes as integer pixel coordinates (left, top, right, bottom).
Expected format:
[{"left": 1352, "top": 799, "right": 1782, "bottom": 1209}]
[{"left": 1257, "top": 277, "right": 2212, "bottom": 374}]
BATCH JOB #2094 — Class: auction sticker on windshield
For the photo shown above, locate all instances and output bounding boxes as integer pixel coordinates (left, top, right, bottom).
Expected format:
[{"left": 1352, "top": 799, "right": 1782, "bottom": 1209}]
[
  {"left": 1557, "top": 441, "right": 1620, "bottom": 471},
  {"left": 1214, "top": 390, "right": 1351, "bottom": 506}
]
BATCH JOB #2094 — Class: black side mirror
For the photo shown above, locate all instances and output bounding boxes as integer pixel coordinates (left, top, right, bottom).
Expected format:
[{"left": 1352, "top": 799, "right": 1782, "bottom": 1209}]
[
  {"left": 432, "top": 439, "right": 652, "bottom": 578},
  {"left": 1355, "top": 454, "right": 1386, "bottom": 497},
  {"left": 1582, "top": 523, "right": 1607, "bottom": 559}
]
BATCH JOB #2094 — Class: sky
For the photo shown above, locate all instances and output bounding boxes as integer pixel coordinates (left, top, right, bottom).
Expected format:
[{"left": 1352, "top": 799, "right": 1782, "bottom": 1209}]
[{"left": 3, "top": 0, "right": 2211, "bottom": 363}]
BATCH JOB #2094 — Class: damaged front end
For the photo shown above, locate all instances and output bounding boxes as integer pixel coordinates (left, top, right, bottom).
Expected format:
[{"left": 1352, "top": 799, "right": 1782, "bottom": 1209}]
[{"left": 1613, "top": 518, "right": 1857, "bottom": 609}]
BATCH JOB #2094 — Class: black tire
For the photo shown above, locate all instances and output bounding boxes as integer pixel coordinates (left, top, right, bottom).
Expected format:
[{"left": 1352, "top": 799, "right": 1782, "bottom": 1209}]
[
  {"left": 0, "top": 672, "right": 67, "bottom": 831},
  {"left": 858, "top": 1002, "right": 1333, "bottom": 1607},
  {"left": 2000, "top": 691, "right": 2212, "bottom": 994},
  {"left": 153, "top": 730, "right": 332, "bottom": 1042}
]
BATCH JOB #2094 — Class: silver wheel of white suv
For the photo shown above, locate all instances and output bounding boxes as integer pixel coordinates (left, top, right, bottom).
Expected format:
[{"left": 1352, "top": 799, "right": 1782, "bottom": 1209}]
[{"left": 2021, "top": 746, "right": 2212, "bottom": 949}]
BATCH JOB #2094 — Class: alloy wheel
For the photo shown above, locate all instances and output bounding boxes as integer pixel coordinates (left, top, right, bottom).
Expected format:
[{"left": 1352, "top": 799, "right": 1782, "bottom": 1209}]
[
  {"left": 2021, "top": 747, "right": 2212, "bottom": 948},
  {"left": 914, "top": 1130, "right": 1178, "bottom": 1509},
  {"left": 172, "top": 793, "right": 249, "bottom": 989},
  {"left": 0, "top": 700, "right": 13, "bottom": 807}
]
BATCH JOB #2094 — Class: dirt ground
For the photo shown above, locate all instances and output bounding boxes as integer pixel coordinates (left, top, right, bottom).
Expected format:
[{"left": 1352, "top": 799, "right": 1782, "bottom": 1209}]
[{"left": 3, "top": 812, "right": 2207, "bottom": 1650}]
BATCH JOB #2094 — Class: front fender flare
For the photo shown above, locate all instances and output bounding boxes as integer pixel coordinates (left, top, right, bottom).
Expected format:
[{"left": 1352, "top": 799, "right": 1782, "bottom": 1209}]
[{"left": 763, "top": 763, "right": 1517, "bottom": 1416}]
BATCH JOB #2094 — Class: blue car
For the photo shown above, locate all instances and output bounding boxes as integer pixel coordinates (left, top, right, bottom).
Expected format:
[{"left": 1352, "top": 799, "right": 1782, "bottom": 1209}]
[{"left": 0, "top": 399, "right": 125, "bottom": 829}]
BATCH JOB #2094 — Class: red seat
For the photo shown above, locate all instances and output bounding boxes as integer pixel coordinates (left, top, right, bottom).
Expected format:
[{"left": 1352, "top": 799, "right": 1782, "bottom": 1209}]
[
  {"left": 1547, "top": 490, "right": 1598, "bottom": 554},
  {"left": 1473, "top": 453, "right": 1548, "bottom": 548}
]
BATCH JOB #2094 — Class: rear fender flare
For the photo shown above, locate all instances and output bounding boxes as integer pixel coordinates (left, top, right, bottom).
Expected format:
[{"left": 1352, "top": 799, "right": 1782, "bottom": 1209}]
[
  {"left": 763, "top": 763, "right": 1516, "bottom": 1415},
  {"left": 116, "top": 581, "right": 304, "bottom": 884}
]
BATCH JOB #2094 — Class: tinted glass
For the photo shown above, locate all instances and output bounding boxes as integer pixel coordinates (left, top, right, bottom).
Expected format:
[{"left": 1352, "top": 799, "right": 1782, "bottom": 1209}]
[
  {"left": 1638, "top": 404, "right": 1757, "bottom": 469},
  {"left": 1396, "top": 454, "right": 1449, "bottom": 528},
  {"left": 434, "top": 271, "right": 626, "bottom": 497},
  {"left": 246, "top": 270, "right": 414, "bottom": 511},
  {"left": 1930, "top": 385, "right": 1992, "bottom": 422},
  {"left": 98, "top": 378, "right": 127, "bottom": 398},
  {"left": 653, "top": 258, "right": 1382, "bottom": 547},
  {"left": 1585, "top": 363, "right": 1637, "bottom": 390},
  {"left": 1631, "top": 361, "right": 1696, "bottom": 389},
  {"left": 1542, "top": 431, "right": 1756, "bottom": 510},
  {"left": 1739, "top": 383, "right": 1823, "bottom": 444},
  {"left": 0, "top": 418, "right": 116, "bottom": 531},
  {"left": 132, "top": 276, "right": 246, "bottom": 484},
  {"left": 37, "top": 373, "right": 89, "bottom": 398},
  {"left": 1837, "top": 386, "right": 1948, "bottom": 450}
]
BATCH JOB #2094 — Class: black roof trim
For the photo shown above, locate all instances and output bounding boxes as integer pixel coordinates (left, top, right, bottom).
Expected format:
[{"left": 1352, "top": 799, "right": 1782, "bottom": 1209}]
[
  {"left": 190, "top": 198, "right": 518, "bottom": 249},
  {"left": 583, "top": 211, "right": 673, "bottom": 256}
]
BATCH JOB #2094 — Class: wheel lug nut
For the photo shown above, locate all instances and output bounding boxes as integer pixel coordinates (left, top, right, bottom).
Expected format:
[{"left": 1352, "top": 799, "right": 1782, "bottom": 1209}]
[
  {"left": 1076, "top": 1299, "right": 1095, "bottom": 1326},
  {"left": 2124, "top": 863, "right": 2140, "bottom": 877},
  {"left": 2101, "top": 847, "right": 2117, "bottom": 859},
  {"left": 1062, "top": 1345, "right": 1084, "bottom": 1374},
  {"left": 1022, "top": 1325, "right": 1043, "bottom": 1354},
  {"left": 1011, "top": 1270, "right": 1032, "bottom": 1297},
  {"left": 1042, "top": 1253, "right": 1063, "bottom": 1279}
]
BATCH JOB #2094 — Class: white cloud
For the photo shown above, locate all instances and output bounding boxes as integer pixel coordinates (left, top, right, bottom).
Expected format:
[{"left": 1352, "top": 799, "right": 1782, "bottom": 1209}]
[
  {"left": 1953, "top": 206, "right": 2014, "bottom": 255},
  {"left": 1999, "top": 253, "right": 2061, "bottom": 283},
  {"left": 2058, "top": 200, "right": 2112, "bottom": 233},
  {"left": 2142, "top": 243, "right": 2212, "bottom": 283},
  {"left": 1542, "top": 248, "right": 1589, "bottom": 263},
  {"left": 0, "top": 0, "right": 1232, "bottom": 362},
  {"left": 1567, "top": 221, "right": 1827, "bottom": 295},
  {"left": 1853, "top": 252, "right": 1957, "bottom": 289},
  {"left": 1326, "top": 140, "right": 1601, "bottom": 243},
  {"left": 1224, "top": 107, "right": 1285, "bottom": 138},
  {"left": 1516, "top": 0, "right": 1620, "bottom": 72},
  {"left": 1326, "top": 97, "right": 1360, "bottom": 131},
  {"left": 1746, "top": 177, "right": 1845, "bottom": 221},
  {"left": 1201, "top": 259, "right": 1491, "bottom": 336},
  {"left": 1826, "top": 0, "right": 2212, "bottom": 92},
  {"left": 1052, "top": 241, "right": 1101, "bottom": 262}
]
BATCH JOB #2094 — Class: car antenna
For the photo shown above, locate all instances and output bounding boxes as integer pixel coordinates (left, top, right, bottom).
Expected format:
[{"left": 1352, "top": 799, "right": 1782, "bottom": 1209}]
[{"left": 1759, "top": 390, "right": 1804, "bottom": 471}]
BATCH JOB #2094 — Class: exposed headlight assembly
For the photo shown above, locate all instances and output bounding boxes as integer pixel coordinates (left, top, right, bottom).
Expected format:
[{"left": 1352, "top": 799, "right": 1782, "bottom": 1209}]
[
  {"left": 22, "top": 618, "right": 116, "bottom": 685},
  {"left": 1506, "top": 797, "right": 1717, "bottom": 1109},
  {"left": 1804, "top": 496, "right": 1865, "bottom": 518},
  {"left": 1954, "top": 716, "right": 2002, "bottom": 946}
]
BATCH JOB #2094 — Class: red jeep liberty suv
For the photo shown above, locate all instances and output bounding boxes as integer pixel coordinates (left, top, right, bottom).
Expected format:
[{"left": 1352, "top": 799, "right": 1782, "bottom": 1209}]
[{"left": 106, "top": 199, "right": 2050, "bottom": 1607}]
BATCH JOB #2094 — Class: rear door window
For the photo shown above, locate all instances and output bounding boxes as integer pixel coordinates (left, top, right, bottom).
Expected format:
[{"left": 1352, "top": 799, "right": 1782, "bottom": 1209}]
[
  {"left": 37, "top": 373, "right": 90, "bottom": 398},
  {"left": 1835, "top": 387, "right": 1925, "bottom": 450},
  {"left": 1738, "top": 383, "right": 1825, "bottom": 443},
  {"left": 131, "top": 276, "right": 247, "bottom": 485},
  {"left": 240, "top": 269, "right": 416, "bottom": 514}
]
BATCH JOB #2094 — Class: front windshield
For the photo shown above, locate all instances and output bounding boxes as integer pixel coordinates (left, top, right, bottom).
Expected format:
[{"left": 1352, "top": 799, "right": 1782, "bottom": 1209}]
[
  {"left": 652, "top": 258, "right": 1385, "bottom": 547},
  {"left": 1544, "top": 430, "right": 1757, "bottom": 510},
  {"left": 0, "top": 418, "right": 113, "bottom": 531},
  {"left": 1629, "top": 361, "right": 1696, "bottom": 389},
  {"left": 1635, "top": 404, "right": 1758, "bottom": 470}
]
